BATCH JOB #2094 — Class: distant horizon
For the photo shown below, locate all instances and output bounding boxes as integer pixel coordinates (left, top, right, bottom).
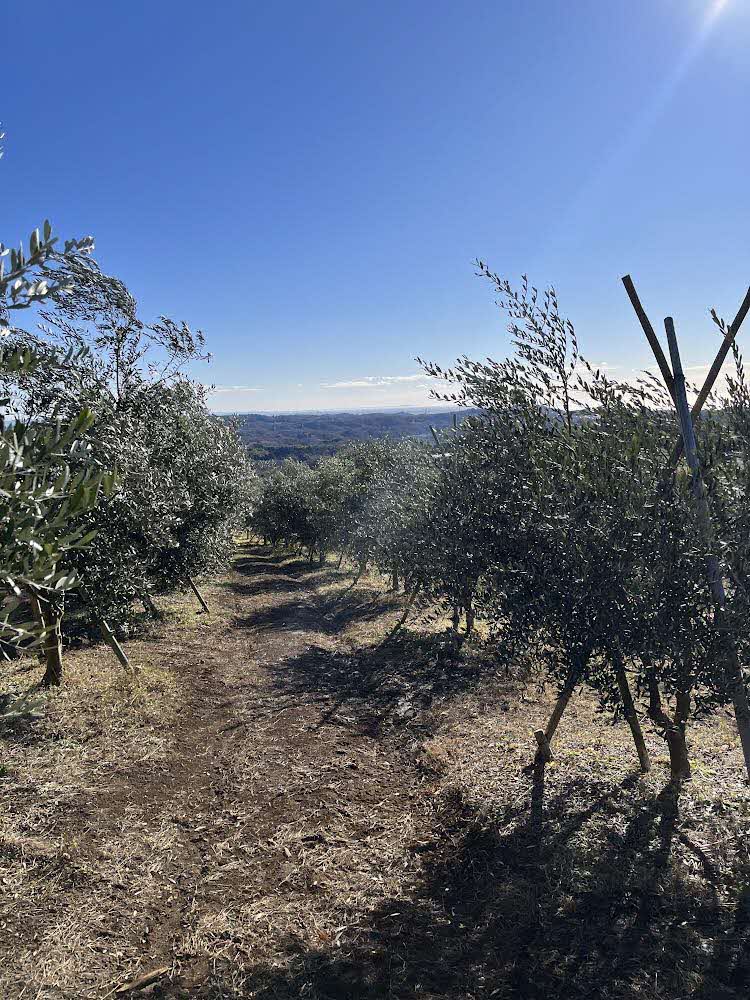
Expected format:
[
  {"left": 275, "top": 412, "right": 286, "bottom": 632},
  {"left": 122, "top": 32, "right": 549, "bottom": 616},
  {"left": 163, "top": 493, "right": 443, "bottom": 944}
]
[{"left": 210, "top": 402, "right": 461, "bottom": 416}]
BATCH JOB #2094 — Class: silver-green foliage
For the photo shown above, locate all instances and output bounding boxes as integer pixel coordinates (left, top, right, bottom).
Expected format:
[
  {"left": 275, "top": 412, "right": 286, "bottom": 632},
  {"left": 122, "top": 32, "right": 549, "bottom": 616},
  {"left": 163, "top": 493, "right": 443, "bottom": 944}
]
[
  {"left": 5, "top": 252, "right": 256, "bottom": 633},
  {"left": 0, "top": 193, "right": 107, "bottom": 649}
]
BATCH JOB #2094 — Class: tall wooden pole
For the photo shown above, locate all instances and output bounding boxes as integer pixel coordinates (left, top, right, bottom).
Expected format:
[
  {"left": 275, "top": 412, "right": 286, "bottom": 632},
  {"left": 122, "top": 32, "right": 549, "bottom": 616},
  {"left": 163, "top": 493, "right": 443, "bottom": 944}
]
[
  {"left": 612, "top": 649, "right": 651, "bottom": 773},
  {"left": 534, "top": 656, "right": 585, "bottom": 762},
  {"left": 664, "top": 317, "right": 750, "bottom": 781},
  {"left": 622, "top": 276, "right": 750, "bottom": 464},
  {"left": 621, "top": 276, "right": 676, "bottom": 397}
]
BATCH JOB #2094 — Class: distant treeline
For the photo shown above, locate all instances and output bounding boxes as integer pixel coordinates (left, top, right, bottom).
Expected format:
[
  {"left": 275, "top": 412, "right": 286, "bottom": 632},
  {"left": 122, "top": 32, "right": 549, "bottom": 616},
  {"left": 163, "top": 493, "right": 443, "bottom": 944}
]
[{"left": 227, "top": 408, "right": 481, "bottom": 462}]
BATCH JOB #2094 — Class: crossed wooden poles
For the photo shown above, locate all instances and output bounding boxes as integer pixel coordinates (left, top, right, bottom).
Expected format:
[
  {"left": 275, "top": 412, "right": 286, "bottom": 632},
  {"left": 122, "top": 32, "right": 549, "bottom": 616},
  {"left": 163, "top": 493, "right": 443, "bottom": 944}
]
[{"left": 535, "top": 275, "right": 750, "bottom": 781}]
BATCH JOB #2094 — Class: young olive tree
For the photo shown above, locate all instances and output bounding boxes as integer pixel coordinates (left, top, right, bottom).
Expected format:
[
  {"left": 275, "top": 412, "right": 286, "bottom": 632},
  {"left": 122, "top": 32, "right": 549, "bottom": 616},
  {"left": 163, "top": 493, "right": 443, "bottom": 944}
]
[
  {"left": 423, "top": 267, "right": 748, "bottom": 780},
  {"left": 352, "top": 439, "right": 435, "bottom": 593},
  {"left": 5, "top": 253, "right": 253, "bottom": 635},
  {"left": 0, "top": 344, "right": 116, "bottom": 680},
  {"left": 1, "top": 129, "right": 113, "bottom": 682}
]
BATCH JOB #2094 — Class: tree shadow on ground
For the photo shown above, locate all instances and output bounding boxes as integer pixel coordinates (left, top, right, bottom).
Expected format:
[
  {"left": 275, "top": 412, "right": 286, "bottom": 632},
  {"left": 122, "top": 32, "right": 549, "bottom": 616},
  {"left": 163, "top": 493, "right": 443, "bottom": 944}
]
[
  {"left": 186, "top": 772, "right": 750, "bottom": 1000},
  {"left": 233, "top": 588, "right": 402, "bottom": 637},
  {"left": 265, "top": 632, "right": 506, "bottom": 738},
  {"left": 229, "top": 544, "right": 333, "bottom": 597},
  {"left": 231, "top": 544, "right": 406, "bottom": 636}
]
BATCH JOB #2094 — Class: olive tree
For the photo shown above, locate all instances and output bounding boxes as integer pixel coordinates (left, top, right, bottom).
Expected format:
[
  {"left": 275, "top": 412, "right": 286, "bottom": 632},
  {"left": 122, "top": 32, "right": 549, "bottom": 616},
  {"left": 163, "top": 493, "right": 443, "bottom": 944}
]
[
  {"left": 5, "top": 253, "right": 254, "bottom": 635},
  {"left": 0, "top": 344, "right": 116, "bottom": 676},
  {"left": 423, "top": 268, "right": 747, "bottom": 780}
]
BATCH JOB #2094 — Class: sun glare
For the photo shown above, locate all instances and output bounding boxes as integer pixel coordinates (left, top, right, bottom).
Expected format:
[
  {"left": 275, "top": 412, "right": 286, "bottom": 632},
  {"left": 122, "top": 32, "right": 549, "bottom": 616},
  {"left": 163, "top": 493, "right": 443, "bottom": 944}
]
[{"left": 707, "top": 0, "right": 730, "bottom": 23}]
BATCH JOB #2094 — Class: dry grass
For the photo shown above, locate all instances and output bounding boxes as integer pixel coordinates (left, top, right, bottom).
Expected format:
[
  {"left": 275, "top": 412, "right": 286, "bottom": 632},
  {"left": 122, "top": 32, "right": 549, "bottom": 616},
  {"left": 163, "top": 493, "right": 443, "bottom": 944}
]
[
  {"left": 0, "top": 644, "right": 181, "bottom": 999},
  {"left": 2, "top": 546, "right": 750, "bottom": 999},
  {"left": 414, "top": 684, "right": 750, "bottom": 1000}
]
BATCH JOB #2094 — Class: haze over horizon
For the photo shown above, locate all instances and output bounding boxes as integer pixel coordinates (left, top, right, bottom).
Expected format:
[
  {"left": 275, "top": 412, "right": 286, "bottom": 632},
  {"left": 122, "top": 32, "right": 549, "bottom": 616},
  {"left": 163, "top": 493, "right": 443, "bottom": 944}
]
[{"left": 3, "top": 0, "right": 748, "bottom": 413}]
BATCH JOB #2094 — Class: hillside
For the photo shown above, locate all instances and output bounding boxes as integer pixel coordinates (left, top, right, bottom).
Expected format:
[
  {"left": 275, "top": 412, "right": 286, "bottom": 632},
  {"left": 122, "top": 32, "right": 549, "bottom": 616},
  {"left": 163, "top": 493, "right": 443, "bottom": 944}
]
[{"left": 229, "top": 409, "right": 480, "bottom": 462}]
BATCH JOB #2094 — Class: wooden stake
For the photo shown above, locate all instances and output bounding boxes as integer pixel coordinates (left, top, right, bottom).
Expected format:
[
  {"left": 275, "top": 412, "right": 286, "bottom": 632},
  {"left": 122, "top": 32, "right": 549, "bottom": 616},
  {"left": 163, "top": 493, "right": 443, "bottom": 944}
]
[
  {"left": 534, "top": 660, "right": 583, "bottom": 761},
  {"left": 114, "top": 966, "right": 170, "bottom": 995},
  {"left": 686, "top": 286, "right": 750, "bottom": 432},
  {"left": 621, "top": 275, "right": 676, "bottom": 397},
  {"left": 612, "top": 652, "right": 651, "bottom": 772},
  {"left": 78, "top": 585, "right": 131, "bottom": 671},
  {"left": 141, "top": 591, "right": 161, "bottom": 619},
  {"left": 664, "top": 317, "right": 750, "bottom": 781},
  {"left": 98, "top": 616, "right": 131, "bottom": 670},
  {"left": 534, "top": 729, "right": 553, "bottom": 763},
  {"left": 187, "top": 576, "right": 210, "bottom": 615},
  {"left": 544, "top": 667, "right": 579, "bottom": 740},
  {"left": 377, "top": 585, "right": 421, "bottom": 647},
  {"left": 622, "top": 275, "right": 750, "bottom": 463}
]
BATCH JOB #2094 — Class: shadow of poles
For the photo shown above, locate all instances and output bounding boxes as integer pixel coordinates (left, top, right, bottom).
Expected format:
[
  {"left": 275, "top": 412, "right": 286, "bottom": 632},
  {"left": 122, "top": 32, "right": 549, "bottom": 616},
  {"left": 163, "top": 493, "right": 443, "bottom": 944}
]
[{"left": 193, "top": 766, "right": 744, "bottom": 1000}]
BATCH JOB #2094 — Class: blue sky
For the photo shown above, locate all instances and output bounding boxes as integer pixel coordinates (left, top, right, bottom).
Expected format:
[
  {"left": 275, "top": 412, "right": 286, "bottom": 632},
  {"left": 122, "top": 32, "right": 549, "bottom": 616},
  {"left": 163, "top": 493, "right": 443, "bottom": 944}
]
[{"left": 3, "top": 0, "right": 748, "bottom": 411}]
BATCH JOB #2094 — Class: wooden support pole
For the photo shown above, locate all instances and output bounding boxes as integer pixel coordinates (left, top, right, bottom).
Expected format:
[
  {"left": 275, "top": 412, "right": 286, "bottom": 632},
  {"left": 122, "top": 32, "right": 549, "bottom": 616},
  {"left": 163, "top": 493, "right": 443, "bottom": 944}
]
[
  {"left": 621, "top": 275, "right": 676, "bottom": 398},
  {"left": 622, "top": 276, "right": 750, "bottom": 464},
  {"left": 534, "top": 661, "right": 582, "bottom": 762},
  {"left": 664, "top": 317, "right": 750, "bottom": 781},
  {"left": 544, "top": 668, "right": 578, "bottom": 740},
  {"left": 687, "top": 287, "right": 750, "bottom": 428},
  {"left": 612, "top": 653, "right": 651, "bottom": 773},
  {"left": 187, "top": 576, "right": 210, "bottom": 615},
  {"left": 141, "top": 591, "right": 161, "bottom": 619},
  {"left": 78, "top": 584, "right": 132, "bottom": 671},
  {"left": 97, "top": 616, "right": 131, "bottom": 670},
  {"left": 534, "top": 729, "right": 553, "bottom": 763},
  {"left": 377, "top": 584, "right": 421, "bottom": 648}
]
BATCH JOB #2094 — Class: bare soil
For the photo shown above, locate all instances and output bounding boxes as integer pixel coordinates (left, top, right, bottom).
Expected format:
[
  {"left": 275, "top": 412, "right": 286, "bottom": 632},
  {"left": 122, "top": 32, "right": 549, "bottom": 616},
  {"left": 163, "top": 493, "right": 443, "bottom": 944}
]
[{"left": 1, "top": 543, "right": 749, "bottom": 999}]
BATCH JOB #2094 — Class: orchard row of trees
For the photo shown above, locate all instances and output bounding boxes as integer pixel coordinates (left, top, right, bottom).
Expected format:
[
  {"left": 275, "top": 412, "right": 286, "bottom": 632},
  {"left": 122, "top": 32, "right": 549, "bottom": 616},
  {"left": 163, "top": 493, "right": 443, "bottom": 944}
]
[
  {"left": 252, "top": 270, "right": 750, "bottom": 784},
  {"left": 1, "top": 140, "right": 257, "bottom": 687}
]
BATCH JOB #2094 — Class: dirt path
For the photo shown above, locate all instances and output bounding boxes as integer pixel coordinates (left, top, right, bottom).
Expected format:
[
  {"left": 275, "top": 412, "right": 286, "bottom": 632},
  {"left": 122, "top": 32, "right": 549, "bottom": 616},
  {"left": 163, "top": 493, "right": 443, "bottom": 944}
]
[
  {"left": 131, "top": 546, "right": 429, "bottom": 996},
  {"left": 0, "top": 545, "right": 432, "bottom": 999}
]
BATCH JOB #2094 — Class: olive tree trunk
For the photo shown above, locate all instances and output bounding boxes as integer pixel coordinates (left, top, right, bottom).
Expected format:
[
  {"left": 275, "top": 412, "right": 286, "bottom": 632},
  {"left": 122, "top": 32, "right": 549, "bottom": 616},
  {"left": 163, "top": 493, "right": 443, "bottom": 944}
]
[
  {"left": 647, "top": 677, "right": 691, "bottom": 782},
  {"left": 29, "top": 589, "right": 64, "bottom": 687}
]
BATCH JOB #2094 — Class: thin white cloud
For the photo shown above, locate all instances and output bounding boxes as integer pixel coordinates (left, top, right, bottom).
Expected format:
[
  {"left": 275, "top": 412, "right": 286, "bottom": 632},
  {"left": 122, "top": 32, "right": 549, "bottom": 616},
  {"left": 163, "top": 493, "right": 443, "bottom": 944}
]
[
  {"left": 320, "top": 373, "right": 427, "bottom": 390},
  {"left": 207, "top": 384, "right": 265, "bottom": 394}
]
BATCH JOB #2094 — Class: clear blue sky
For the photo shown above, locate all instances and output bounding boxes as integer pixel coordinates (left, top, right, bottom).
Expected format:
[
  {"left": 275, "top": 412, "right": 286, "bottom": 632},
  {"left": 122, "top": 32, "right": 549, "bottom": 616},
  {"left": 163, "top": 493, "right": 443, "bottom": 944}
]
[{"left": 3, "top": 0, "right": 748, "bottom": 411}]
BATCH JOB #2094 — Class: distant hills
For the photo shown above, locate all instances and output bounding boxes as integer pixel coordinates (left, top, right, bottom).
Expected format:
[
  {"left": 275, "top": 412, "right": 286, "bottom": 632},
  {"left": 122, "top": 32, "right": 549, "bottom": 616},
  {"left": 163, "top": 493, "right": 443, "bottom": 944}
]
[{"left": 228, "top": 408, "right": 480, "bottom": 462}]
